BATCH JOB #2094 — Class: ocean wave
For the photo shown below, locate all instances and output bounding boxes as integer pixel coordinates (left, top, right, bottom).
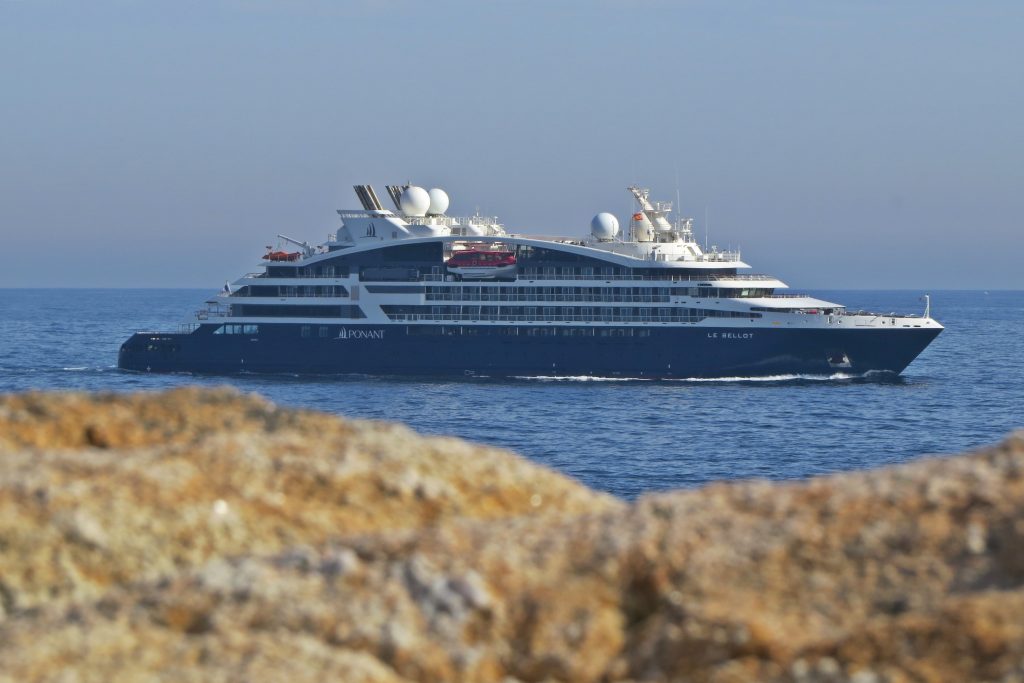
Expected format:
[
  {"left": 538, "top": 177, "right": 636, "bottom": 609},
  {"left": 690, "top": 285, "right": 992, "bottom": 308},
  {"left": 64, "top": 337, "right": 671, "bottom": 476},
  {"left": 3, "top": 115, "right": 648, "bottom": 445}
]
[
  {"left": 669, "top": 373, "right": 860, "bottom": 383},
  {"left": 513, "top": 375, "right": 652, "bottom": 382}
]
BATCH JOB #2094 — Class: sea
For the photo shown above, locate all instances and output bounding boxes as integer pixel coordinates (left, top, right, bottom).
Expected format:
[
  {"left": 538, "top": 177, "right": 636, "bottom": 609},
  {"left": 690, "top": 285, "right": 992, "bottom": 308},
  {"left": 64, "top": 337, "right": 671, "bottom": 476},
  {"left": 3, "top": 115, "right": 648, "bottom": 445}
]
[{"left": 1, "top": 289, "right": 1020, "bottom": 499}]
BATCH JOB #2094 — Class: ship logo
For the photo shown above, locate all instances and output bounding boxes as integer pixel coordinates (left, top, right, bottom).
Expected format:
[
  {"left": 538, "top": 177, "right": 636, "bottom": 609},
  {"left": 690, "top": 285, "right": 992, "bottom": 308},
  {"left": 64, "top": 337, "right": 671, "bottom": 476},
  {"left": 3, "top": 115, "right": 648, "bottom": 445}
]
[{"left": 335, "top": 328, "right": 385, "bottom": 340}]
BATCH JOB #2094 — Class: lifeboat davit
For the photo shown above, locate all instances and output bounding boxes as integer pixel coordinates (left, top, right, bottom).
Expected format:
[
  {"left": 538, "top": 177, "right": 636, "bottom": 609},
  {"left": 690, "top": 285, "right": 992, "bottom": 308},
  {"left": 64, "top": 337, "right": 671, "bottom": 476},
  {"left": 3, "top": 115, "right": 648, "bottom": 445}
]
[{"left": 445, "top": 250, "right": 517, "bottom": 280}]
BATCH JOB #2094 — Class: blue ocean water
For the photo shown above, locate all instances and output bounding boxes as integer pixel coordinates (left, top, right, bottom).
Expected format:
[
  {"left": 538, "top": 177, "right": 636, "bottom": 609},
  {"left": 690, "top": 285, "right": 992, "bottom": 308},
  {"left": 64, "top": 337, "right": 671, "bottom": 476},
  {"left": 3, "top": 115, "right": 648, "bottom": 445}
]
[{"left": 1, "top": 289, "right": 1021, "bottom": 498}]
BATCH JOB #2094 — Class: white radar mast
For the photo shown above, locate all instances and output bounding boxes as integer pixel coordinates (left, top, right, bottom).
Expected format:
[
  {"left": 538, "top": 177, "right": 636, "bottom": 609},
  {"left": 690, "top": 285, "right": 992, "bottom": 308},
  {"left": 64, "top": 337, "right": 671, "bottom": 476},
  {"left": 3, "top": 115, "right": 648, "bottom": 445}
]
[{"left": 628, "top": 186, "right": 674, "bottom": 232}]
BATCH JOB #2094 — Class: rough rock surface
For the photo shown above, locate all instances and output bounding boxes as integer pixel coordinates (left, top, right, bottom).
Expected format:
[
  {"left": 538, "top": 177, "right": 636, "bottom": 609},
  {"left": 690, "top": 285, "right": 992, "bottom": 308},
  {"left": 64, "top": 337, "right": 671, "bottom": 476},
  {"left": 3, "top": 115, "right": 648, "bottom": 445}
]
[{"left": 1, "top": 389, "right": 1022, "bottom": 683}]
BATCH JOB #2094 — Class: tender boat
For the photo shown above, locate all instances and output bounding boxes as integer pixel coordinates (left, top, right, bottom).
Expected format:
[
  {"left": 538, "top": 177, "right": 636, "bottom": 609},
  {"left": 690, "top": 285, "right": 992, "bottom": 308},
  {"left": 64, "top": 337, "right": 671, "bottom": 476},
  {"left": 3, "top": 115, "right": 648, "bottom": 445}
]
[{"left": 445, "top": 250, "right": 517, "bottom": 280}]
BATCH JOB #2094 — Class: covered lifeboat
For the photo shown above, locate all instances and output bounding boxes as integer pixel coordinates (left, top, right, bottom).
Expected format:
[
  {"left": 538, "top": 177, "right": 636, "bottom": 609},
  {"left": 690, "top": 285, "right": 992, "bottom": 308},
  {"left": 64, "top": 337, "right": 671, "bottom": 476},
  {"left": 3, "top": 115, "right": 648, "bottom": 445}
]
[
  {"left": 445, "top": 250, "right": 517, "bottom": 280},
  {"left": 262, "top": 250, "right": 301, "bottom": 262}
]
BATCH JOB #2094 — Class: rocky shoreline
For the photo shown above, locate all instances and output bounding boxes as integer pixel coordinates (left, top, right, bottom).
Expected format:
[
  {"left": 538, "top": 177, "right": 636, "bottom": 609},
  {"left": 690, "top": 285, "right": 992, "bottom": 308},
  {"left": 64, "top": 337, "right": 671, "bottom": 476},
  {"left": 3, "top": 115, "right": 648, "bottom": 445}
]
[{"left": 1, "top": 388, "right": 1021, "bottom": 682}]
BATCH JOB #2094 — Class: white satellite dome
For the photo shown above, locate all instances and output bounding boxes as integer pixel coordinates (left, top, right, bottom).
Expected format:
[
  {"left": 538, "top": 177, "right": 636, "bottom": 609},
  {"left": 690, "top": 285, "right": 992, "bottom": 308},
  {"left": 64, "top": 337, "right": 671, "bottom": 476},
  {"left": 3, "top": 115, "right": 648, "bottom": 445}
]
[
  {"left": 399, "top": 186, "right": 431, "bottom": 217},
  {"left": 427, "top": 188, "right": 449, "bottom": 215},
  {"left": 590, "top": 212, "right": 619, "bottom": 240}
]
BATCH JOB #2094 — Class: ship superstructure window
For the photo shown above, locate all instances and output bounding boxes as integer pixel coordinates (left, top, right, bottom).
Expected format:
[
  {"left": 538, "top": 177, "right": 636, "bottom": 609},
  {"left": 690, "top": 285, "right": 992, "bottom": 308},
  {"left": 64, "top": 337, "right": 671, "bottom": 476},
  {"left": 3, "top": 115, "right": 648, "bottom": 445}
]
[
  {"left": 361, "top": 267, "right": 421, "bottom": 282},
  {"left": 364, "top": 285, "right": 425, "bottom": 294},
  {"left": 266, "top": 264, "right": 350, "bottom": 279},
  {"left": 301, "top": 325, "right": 311, "bottom": 337},
  {"left": 419, "top": 285, "right": 778, "bottom": 302},
  {"left": 425, "top": 285, "right": 675, "bottom": 302},
  {"left": 404, "top": 325, "right": 658, "bottom": 338},
  {"left": 214, "top": 324, "right": 259, "bottom": 335},
  {"left": 314, "top": 242, "right": 442, "bottom": 282},
  {"left": 319, "top": 326, "right": 329, "bottom": 337},
  {"left": 235, "top": 285, "right": 349, "bottom": 298},
  {"left": 382, "top": 305, "right": 762, "bottom": 324},
  {"left": 232, "top": 305, "right": 366, "bottom": 318},
  {"left": 671, "top": 287, "right": 774, "bottom": 298}
]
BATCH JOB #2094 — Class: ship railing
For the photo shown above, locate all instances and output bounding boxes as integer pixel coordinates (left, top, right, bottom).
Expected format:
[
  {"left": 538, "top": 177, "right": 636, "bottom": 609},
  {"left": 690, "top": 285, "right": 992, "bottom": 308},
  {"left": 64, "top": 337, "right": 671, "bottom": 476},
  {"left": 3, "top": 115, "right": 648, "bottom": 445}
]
[
  {"left": 408, "top": 215, "right": 503, "bottom": 229},
  {"left": 251, "top": 272, "right": 778, "bottom": 283},
  {"left": 839, "top": 310, "right": 920, "bottom": 319},
  {"left": 133, "top": 323, "right": 202, "bottom": 335},
  {"left": 695, "top": 251, "right": 742, "bottom": 262},
  {"left": 419, "top": 273, "right": 777, "bottom": 282},
  {"left": 196, "top": 305, "right": 231, "bottom": 319},
  {"left": 255, "top": 271, "right": 347, "bottom": 279},
  {"left": 234, "top": 292, "right": 349, "bottom": 299},
  {"left": 337, "top": 211, "right": 504, "bottom": 230},
  {"left": 425, "top": 294, "right": 675, "bottom": 303},
  {"left": 512, "top": 273, "right": 776, "bottom": 282}
]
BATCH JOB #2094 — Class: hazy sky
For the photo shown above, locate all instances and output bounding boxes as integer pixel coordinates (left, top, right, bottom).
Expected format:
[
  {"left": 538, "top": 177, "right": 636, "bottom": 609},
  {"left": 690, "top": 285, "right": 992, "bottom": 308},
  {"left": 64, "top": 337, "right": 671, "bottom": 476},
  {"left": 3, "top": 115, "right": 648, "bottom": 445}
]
[{"left": 2, "top": 0, "right": 1021, "bottom": 289}]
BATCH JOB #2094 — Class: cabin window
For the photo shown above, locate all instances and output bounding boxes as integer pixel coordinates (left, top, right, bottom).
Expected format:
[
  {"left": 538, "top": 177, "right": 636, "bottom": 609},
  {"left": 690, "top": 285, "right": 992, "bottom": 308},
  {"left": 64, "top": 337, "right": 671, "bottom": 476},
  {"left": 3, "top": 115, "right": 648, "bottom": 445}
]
[
  {"left": 214, "top": 324, "right": 252, "bottom": 335},
  {"left": 319, "top": 326, "right": 329, "bottom": 338},
  {"left": 301, "top": 325, "right": 311, "bottom": 338}
]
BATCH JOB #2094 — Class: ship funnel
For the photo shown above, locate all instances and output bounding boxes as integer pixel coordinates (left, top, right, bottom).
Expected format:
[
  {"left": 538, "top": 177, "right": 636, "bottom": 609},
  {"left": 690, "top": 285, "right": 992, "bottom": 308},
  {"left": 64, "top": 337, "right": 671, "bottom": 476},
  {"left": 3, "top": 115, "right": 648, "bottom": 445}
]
[
  {"left": 354, "top": 185, "right": 384, "bottom": 211},
  {"left": 385, "top": 185, "right": 406, "bottom": 212}
]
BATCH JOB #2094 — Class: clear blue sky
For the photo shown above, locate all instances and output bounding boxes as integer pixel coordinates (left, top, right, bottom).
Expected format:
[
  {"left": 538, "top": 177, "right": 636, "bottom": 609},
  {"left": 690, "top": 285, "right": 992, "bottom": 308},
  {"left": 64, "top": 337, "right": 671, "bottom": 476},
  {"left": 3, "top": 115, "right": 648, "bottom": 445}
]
[{"left": 2, "top": 0, "right": 1021, "bottom": 289}]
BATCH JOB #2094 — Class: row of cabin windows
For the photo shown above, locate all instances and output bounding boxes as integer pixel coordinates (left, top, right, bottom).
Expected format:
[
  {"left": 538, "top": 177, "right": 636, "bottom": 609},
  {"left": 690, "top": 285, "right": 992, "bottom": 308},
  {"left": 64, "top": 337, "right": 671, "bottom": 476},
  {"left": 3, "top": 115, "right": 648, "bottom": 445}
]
[
  {"left": 519, "top": 265, "right": 617, "bottom": 278},
  {"left": 423, "top": 285, "right": 775, "bottom": 302},
  {"left": 213, "top": 324, "right": 260, "bottom": 335},
  {"left": 230, "top": 305, "right": 366, "bottom": 318},
  {"left": 266, "top": 265, "right": 350, "bottom": 278},
  {"left": 268, "top": 262, "right": 743, "bottom": 284},
  {"left": 515, "top": 267, "right": 742, "bottom": 282},
  {"left": 236, "top": 285, "right": 349, "bottom": 298},
  {"left": 406, "top": 325, "right": 653, "bottom": 337},
  {"left": 301, "top": 326, "right": 334, "bottom": 338},
  {"left": 382, "top": 305, "right": 761, "bottom": 323}
]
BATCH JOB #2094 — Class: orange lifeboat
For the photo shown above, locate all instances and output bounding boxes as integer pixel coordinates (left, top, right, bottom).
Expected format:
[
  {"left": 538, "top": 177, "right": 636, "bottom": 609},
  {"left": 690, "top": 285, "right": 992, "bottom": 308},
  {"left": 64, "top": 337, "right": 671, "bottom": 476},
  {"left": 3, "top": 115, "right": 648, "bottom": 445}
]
[
  {"left": 444, "top": 250, "right": 518, "bottom": 280},
  {"left": 262, "top": 251, "right": 301, "bottom": 262}
]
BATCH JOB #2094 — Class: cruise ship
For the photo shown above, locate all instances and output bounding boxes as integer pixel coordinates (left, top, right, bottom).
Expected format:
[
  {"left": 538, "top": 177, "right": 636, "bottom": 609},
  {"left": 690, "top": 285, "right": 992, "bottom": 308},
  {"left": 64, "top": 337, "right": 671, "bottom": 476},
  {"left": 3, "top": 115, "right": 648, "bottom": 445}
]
[{"left": 118, "top": 183, "right": 942, "bottom": 378}]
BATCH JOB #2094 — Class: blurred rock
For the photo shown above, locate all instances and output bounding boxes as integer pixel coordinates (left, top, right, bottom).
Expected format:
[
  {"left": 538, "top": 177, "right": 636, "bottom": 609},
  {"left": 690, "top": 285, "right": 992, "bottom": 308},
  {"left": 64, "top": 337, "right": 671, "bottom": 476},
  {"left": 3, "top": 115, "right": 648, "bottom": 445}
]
[
  {"left": 1, "top": 388, "right": 1022, "bottom": 682},
  {"left": 0, "top": 388, "right": 619, "bottom": 614}
]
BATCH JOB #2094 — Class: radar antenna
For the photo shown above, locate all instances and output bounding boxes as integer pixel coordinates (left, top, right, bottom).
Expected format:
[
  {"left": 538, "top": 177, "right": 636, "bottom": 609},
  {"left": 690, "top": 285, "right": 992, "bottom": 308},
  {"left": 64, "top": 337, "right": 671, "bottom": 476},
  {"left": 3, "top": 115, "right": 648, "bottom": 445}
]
[{"left": 627, "top": 185, "right": 673, "bottom": 232}]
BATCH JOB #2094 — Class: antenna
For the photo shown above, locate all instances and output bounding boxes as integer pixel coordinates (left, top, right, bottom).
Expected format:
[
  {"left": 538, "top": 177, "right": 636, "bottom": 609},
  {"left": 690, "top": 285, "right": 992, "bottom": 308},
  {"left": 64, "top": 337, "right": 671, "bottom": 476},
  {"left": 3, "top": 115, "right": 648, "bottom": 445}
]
[
  {"left": 675, "top": 165, "right": 681, "bottom": 230},
  {"left": 704, "top": 205, "right": 709, "bottom": 250}
]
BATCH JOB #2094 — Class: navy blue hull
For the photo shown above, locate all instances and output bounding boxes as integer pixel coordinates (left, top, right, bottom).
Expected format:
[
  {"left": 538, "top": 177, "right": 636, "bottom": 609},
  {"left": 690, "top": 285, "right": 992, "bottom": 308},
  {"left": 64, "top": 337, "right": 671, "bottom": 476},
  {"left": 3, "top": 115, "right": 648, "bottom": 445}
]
[{"left": 119, "top": 324, "right": 941, "bottom": 378}]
